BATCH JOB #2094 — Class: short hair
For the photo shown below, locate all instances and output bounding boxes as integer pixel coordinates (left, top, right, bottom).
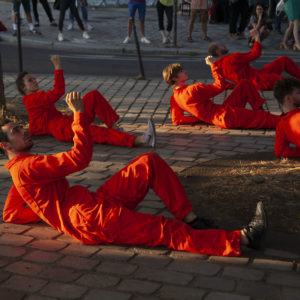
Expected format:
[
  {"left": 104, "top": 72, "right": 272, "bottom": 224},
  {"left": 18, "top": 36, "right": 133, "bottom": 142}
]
[
  {"left": 0, "top": 119, "right": 11, "bottom": 156},
  {"left": 162, "top": 63, "right": 183, "bottom": 86},
  {"left": 16, "top": 71, "right": 28, "bottom": 95},
  {"left": 273, "top": 78, "right": 300, "bottom": 105},
  {"left": 208, "top": 42, "right": 219, "bottom": 57}
]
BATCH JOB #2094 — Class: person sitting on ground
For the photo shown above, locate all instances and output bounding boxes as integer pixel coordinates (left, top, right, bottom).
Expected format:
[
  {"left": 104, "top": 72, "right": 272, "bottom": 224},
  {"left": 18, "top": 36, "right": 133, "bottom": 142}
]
[
  {"left": 163, "top": 61, "right": 281, "bottom": 129},
  {"left": 247, "top": 2, "right": 272, "bottom": 48},
  {"left": 16, "top": 55, "right": 155, "bottom": 148},
  {"left": 208, "top": 29, "right": 300, "bottom": 91},
  {"left": 0, "top": 91, "right": 267, "bottom": 256},
  {"left": 273, "top": 77, "right": 300, "bottom": 158}
]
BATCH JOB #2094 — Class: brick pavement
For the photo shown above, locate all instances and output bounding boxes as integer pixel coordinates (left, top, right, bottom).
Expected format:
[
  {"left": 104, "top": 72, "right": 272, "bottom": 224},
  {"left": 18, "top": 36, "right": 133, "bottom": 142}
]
[{"left": 0, "top": 74, "right": 300, "bottom": 299}]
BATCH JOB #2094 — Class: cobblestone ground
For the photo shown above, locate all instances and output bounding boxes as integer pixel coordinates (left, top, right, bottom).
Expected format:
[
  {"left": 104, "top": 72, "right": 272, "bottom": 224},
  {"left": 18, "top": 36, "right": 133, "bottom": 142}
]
[{"left": 0, "top": 74, "right": 300, "bottom": 300}]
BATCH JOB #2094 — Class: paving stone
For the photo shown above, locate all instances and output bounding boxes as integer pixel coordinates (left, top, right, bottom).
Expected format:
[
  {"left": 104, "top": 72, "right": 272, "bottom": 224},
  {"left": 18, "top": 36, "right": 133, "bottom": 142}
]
[
  {"left": 58, "top": 255, "right": 99, "bottom": 270},
  {"left": 25, "top": 226, "right": 61, "bottom": 239},
  {"left": 267, "top": 272, "right": 300, "bottom": 288},
  {"left": 222, "top": 266, "right": 264, "bottom": 281},
  {"left": 76, "top": 273, "right": 120, "bottom": 288},
  {"left": 59, "top": 243, "right": 100, "bottom": 257},
  {"left": 281, "top": 287, "right": 300, "bottom": 300},
  {"left": 0, "top": 245, "right": 27, "bottom": 258},
  {"left": 0, "top": 233, "right": 34, "bottom": 246},
  {"left": 194, "top": 275, "right": 235, "bottom": 292},
  {"left": 39, "top": 266, "right": 82, "bottom": 282},
  {"left": 83, "top": 288, "right": 132, "bottom": 300},
  {"left": 28, "top": 240, "right": 68, "bottom": 251},
  {"left": 5, "top": 261, "right": 43, "bottom": 276},
  {"left": 0, "top": 270, "right": 10, "bottom": 283},
  {"left": 25, "top": 295, "right": 56, "bottom": 300},
  {"left": 96, "top": 261, "right": 138, "bottom": 275},
  {"left": 0, "top": 223, "right": 31, "bottom": 234},
  {"left": 40, "top": 282, "right": 87, "bottom": 299},
  {"left": 264, "top": 248, "right": 300, "bottom": 259},
  {"left": 205, "top": 292, "right": 251, "bottom": 300},
  {"left": 236, "top": 280, "right": 281, "bottom": 299},
  {"left": 208, "top": 257, "right": 249, "bottom": 265},
  {"left": 2, "top": 275, "right": 47, "bottom": 293},
  {"left": 117, "top": 279, "right": 161, "bottom": 294},
  {"left": 0, "top": 257, "right": 11, "bottom": 267},
  {"left": 251, "top": 258, "right": 294, "bottom": 271},
  {"left": 134, "top": 267, "right": 193, "bottom": 285},
  {"left": 168, "top": 260, "right": 221, "bottom": 276},
  {"left": 157, "top": 285, "right": 205, "bottom": 300},
  {"left": 168, "top": 251, "right": 207, "bottom": 260},
  {"left": 95, "top": 247, "right": 135, "bottom": 261},
  {"left": 0, "top": 288, "right": 25, "bottom": 300},
  {"left": 130, "top": 254, "right": 172, "bottom": 268},
  {"left": 23, "top": 250, "right": 63, "bottom": 263}
]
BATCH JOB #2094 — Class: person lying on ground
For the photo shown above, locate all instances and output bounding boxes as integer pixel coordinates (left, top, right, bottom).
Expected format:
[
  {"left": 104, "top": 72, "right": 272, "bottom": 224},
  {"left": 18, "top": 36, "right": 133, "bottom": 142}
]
[
  {"left": 16, "top": 55, "right": 156, "bottom": 148},
  {"left": 0, "top": 91, "right": 267, "bottom": 256}
]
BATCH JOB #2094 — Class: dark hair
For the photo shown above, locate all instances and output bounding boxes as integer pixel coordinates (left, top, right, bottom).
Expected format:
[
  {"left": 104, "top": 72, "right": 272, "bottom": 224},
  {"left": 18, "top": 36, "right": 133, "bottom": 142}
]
[
  {"left": 16, "top": 71, "right": 28, "bottom": 95},
  {"left": 208, "top": 42, "right": 219, "bottom": 57},
  {"left": 162, "top": 63, "right": 183, "bottom": 86},
  {"left": 273, "top": 78, "right": 300, "bottom": 105},
  {"left": 253, "top": 2, "right": 267, "bottom": 17},
  {"left": 0, "top": 119, "right": 11, "bottom": 156}
]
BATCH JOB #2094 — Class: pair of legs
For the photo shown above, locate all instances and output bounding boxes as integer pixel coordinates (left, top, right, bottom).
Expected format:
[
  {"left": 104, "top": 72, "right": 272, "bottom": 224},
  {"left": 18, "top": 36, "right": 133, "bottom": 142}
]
[
  {"left": 31, "top": 0, "right": 55, "bottom": 25},
  {"left": 156, "top": 1, "right": 173, "bottom": 43},
  {"left": 12, "top": 0, "right": 35, "bottom": 31},
  {"left": 126, "top": 1, "right": 147, "bottom": 39},
  {"left": 229, "top": 0, "right": 249, "bottom": 35},
  {"left": 188, "top": 9, "right": 209, "bottom": 41},
  {"left": 91, "top": 152, "right": 249, "bottom": 256},
  {"left": 47, "top": 90, "right": 145, "bottom": 147},
  {"left": 282, "top": 20, "right": 300, "bottom": 50}
]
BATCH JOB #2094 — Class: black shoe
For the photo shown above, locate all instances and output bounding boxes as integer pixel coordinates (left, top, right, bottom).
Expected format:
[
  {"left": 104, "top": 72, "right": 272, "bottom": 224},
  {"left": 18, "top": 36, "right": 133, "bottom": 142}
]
[
  {"left": 242, "top": 201, "right": 267, "bottom": 250},
  {"left": 12, "top": 30, "right": 17, "bottom": 36},
  {"left": 187, "top": 216, "right": 216, "bottom": 230}
]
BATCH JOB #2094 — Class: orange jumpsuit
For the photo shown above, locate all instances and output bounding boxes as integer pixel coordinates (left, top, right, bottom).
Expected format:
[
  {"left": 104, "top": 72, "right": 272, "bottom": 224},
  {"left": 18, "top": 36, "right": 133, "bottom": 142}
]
[
  {"left": 275, "top": 109, "right": 300, "bottom": 158},
  {"left": 171, "top": 78, "right": 280, "bottom": 129},
  {"left": 4, "top": 113, "right": 242, "bottom": 256},
  {"left": 213, "top": 42, "right": 300, "bottom": 91},
  {"left": 22, "top": 70, "right": 136, "bottom": 147}
]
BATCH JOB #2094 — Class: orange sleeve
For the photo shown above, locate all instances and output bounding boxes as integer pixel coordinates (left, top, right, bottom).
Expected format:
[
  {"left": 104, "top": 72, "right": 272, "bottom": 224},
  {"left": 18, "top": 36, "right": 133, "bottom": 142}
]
[
  {"left": 3, "top": 184, "right": 41, "bottom": 224},
  {"left": 233, "top": 41, "right": 262, "bottom": 65},
  {"left": 20, "top": 112, "right": 93, "bottom": 181},
  {"left": 170, "top": 95, "right": 200, "bottom": 125},
  {"left": 274, "top": 122, "right": 300, "bottom": 158}
]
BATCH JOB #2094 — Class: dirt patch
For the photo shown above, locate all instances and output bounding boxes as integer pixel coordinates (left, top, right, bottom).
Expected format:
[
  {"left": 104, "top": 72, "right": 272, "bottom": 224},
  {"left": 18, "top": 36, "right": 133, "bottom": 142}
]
[{"left": 180, "top": 152, "right": 300, "bottom": 234}]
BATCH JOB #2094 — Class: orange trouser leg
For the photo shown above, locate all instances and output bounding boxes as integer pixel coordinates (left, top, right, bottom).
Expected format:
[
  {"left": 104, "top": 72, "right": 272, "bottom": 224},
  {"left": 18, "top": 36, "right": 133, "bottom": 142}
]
[
  {"left": 82, "top": 90, "right": 119, "bottom": 127},
  {"left": 222, "top": 79, "right": 264, "bottom": 110}
]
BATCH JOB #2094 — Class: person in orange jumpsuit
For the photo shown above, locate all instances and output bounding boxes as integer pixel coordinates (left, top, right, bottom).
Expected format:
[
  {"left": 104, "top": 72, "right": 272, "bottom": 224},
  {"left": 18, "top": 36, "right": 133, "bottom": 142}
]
[
  {"left": 162, "top": 62, "right": 281, "bottom": 129},
  {"left": 273, "top": 78, "right": 300, "bottom": 158},
  {"left": 16, "top": 55, "right": 155, "bottom": 148},
  {"left": 208, "top": 29, "right": 300, "bottom": 91},
  {"left": 0, "top": 91, "right": 267, "bottom": 256}
]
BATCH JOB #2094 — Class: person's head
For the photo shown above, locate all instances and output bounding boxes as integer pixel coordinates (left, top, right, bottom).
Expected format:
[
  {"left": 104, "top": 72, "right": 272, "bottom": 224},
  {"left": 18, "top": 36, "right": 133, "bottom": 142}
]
[
  {"left": 274, "top": 78, "right": 300, "bottom": 107},
  {"left": 16, "top": 72, "right": 39, "bottom": 95},
  {"left": 208, "top": 42, "right": 229, "bottom": 58},
  {"left": 162, "top": 63, "right": 188, "bottom": 86},
  {"left": 253, "top": 2, "right": 266, "bottom": 16},
  {"left": 0, "top": 121, "right": 33, "bottom": 157}
]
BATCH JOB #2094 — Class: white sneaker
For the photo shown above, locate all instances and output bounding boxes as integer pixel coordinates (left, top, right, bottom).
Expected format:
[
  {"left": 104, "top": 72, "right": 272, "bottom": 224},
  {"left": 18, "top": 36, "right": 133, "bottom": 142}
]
[
  {"left": 58, "top": 32, "right": 64, "bottom": 42},
  {"left": 67, "top": 23, "right": 73, "bottom": 31},
  {"left": 143, "top": 119, "right": 156, "bottom": 148},
  {"left": 162, "top": 36, "right": 167, "bottom": 44},
  {"left": 85, "top": 23, "right": 94, "bottom": 31},
  {"left": 82, "top": 31, "right": 90, "bottom": 39},
  {"left": 123, "top": 36, "right": 130, "bottom": 44},
  {"left": 141, "top": 37, "right": 151, "bottom": 44}
]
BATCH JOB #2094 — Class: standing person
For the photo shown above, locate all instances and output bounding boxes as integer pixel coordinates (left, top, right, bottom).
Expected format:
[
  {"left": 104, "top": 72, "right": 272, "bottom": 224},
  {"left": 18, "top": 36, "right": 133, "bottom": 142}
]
[
  {"left": 57, "top": 0, "right": 90, "bottom": 42},
  {"left": 208, "top": 30, "right": 300, "bottom": 91},
  {"left": 15, "top": 55, "right": 156, "bottom": 148},
  {"left": 31, "top": 0, "right": 57, "bottom": 27},
  {"left": 11, "top": 0, "right": 40, "bottom": 36},
  {"left": 1, "top": 91, "right": 267, "bottom": 256},
  {"left": 67, "top": 0, "right": 93, "bottom": 31},
  {"left": 187, "top": 0, "right": 210, "bottom": 42},
  {"left": 123, "top": 0, "right": 151, "bottom": 44},
  {"left": 162, "top": 62, "right": 280, "bottom": 129},
  {"left": 228, "top": 0, "right": 249, "bottom": 39},
  {"left": 280, "top": 0, "right": 300, "bottom": 51},
  {"left": 156, "top": 0, "right": 174, "bottom": 44}
]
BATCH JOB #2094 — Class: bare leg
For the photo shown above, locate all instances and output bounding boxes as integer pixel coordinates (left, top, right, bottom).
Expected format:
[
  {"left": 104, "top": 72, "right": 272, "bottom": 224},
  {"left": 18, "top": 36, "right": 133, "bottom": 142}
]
[
  {"left": 188, "top": 9, "right": 197, "bottom": 39},
  {"left": 127, "top": 18, "right": 132, "bottom": 37},
  {"left": 139, "top": 19, "right": 145, "bottom": 37},
  {"left": 282, "top": 20, "right": 293, "bottom": 47},
  {"left": 293, "top": 20, "right": 300, "bottom": 48},
  {"left": 200, "top": 9, "right": 208, "bottom": 39}
]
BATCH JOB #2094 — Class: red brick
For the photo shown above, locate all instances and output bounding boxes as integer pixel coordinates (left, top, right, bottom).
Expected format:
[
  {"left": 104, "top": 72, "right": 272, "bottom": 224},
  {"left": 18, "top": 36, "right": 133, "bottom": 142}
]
[
  {"left": 5, "top": 261, "right": 43, "bottom": 276},
  {"left": 58, "top": 255, "right": 99, "bottom": 270},
  {"left": 28, "top": 239, "right": 67, "bottom": 251},
  {"left": 40, "top": 282, "right": 87, "bottom": 299},
  {"left": 60, "top": 243, "right": 100, "bottom": 257},
  {"left": 0, "top": 233, "right": 34, "bottom": 246},
  {"left": 0, "top": 223, "right": 31, "bottom": 234},
  {"left": 25, "top": 226, "right": 61, "bottom": 239},
  {"left": 0, "top": 288, "right": 25, "bottom": 300},
  {"left": 2, "top": 275, "right": 47, "bottom": 292},
  {"left": 76, "top": 273, "right": 120, "bottom": 288},
  {"left": 0, "top": 245, "right": 26, "bottom": 258},
  {"left": 39, "top": 266, "right": 82, "bottom": 282},
  {"left": 24, "top": 250, "right": 63, "bottom": 263}
]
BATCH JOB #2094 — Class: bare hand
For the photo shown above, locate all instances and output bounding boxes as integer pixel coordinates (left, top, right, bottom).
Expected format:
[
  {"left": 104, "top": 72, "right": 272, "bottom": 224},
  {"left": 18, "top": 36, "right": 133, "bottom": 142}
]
[
  {"left": 50, "top": 55, "right": 61, "bottom": 70},
  {"left": 66, "top": 92, "right": 84, "bottom": 113},
  {"left": 205, "top": 55, "right": 216, "bottom": 66}
]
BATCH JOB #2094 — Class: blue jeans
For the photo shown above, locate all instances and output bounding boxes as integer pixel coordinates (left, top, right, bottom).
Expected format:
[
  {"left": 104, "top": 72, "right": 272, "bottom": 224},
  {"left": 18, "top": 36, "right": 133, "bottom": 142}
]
[{"left": 69, "top": 0, "right": 88, "bottom": 23}]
